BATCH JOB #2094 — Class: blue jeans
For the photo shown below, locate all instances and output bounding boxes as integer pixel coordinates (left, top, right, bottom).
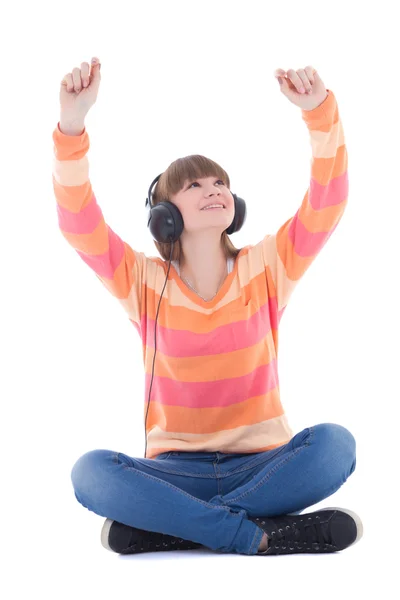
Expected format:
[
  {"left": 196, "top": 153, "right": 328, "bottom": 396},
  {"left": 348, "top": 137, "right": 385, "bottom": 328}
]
[{"left": 71, "top": 423, "right": 356, "bottom": 555}]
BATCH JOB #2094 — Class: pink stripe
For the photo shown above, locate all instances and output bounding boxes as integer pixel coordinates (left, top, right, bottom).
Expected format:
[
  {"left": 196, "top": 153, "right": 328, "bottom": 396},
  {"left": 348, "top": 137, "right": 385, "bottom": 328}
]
[
  {"left": 144, "top": 358, "right": 279, "bottom": 408},
  {"left": 288, "top": 213, "right": 340, "bottom": 257},
  {"left": 58, "top": 192, "right": 126, "bottom": 279},
  {"left": 76, "top": 226, "right": 125, "bottom": 279},
  {"left": 57, "top": 191, "right": 102, "bottom": 234},
  {"left": 288, "top": 171, "right": 348, "bottom": 257},
  {"left": 308, "top": 170, "right": 348, "bottom": 211},
  {"left": 142, "top": 297, "right": 278, "bottom": 357}
]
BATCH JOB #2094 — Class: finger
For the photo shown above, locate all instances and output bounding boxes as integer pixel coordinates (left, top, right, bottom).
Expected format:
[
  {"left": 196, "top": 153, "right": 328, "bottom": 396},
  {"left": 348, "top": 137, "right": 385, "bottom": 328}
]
[
  {"left": 80, "top": 62, "right": 90, "bottom": 87},
  {"left": 304, "top": 65, "right": 316, "bottom": 85},
  {"left": 296, "top": 69, "right": 312, "bottom": 93},
  {"left": 286, "top": 69, "right": 306, "bottom": 93},
  {"left": 72, "top": 67, "right": 83, "bottom": 92},
  {"left": 89, "top": 58, "right": 101, "bottom": 87},
  {"left": 297, "top": 69, "right": 312, "bottom": 94},
  {"left": 64, "top": 73, "right": 74, "bottom": 92},
  {"left": 274, "top": 68, "right": 287, "bottom": 78},
  {"left": 90, "top": 57, "right": 101, "bottom": 78}
]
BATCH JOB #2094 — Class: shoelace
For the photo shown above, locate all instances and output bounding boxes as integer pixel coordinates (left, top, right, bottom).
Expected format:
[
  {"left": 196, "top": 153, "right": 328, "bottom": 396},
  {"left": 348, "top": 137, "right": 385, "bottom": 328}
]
[{"left": 256, "top": 515, "right": 336, "bottom": 553}]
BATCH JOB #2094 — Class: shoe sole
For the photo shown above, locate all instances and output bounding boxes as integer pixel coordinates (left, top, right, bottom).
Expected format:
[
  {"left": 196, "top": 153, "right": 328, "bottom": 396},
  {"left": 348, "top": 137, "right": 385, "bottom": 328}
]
[{"left": 100, "top": 518, "right": 115, "bottom": 552}]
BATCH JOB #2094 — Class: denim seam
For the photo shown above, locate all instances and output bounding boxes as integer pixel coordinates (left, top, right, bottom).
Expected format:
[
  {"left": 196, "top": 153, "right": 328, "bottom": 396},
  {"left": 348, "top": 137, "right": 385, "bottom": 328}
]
[
  {"left": 224, "top": 426, "right": 315, "bottom": 506},
  {"left": 249, "top": 525, "right": 264, "bottom": 554},
  {"left": 115, "top": 452, "right": 233, "bottom": 512},
  {"left": 214, "top": 459, "right": 223, "bottom": 495},
  {"left": 143, "top": 448, "right": 286, "bottom": 478},
  {"left": 133, "top": 462, "right": 218, "bottom": 478}
]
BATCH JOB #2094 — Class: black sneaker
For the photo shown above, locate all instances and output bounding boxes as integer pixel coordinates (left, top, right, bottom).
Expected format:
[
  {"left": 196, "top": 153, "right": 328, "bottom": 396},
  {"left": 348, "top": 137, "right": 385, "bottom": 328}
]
[
  {"left": 250, "top": 507, "right": 363, "bottom": 555},
  {"left": 100, "top": 519, "right": 203, "bottom": 554}
]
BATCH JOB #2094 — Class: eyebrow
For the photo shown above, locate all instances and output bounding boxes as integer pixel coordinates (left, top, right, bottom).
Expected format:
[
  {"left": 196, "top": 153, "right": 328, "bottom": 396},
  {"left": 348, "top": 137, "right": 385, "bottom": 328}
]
[{"left": 185, "top": 177, "right": 220, "bottom": 186}]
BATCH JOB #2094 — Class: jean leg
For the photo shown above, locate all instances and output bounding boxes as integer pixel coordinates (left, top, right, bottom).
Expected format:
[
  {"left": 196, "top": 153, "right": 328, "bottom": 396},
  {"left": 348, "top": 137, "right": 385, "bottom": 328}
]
[
  {"left": 70, "top": 449, "right": 263, "bottom": 555},
  {"left": 224, "top": 423, "right": 356, "bottom": 516},
  {"left": 210, "top": 423, "right": 356, "bottom": 552}
]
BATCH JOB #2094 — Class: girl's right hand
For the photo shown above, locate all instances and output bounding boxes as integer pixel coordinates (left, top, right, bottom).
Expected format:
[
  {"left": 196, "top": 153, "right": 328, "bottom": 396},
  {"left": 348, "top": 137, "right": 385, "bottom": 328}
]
[{"left": 59, "top": 57, "right": 102, "bottom": 123}]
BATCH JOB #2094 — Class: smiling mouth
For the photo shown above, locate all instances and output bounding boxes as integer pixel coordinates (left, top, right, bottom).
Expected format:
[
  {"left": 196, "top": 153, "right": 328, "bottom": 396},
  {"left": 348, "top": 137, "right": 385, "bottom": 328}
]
[{"left": 201, "top": 207, "right": 226, "bottom": 211}]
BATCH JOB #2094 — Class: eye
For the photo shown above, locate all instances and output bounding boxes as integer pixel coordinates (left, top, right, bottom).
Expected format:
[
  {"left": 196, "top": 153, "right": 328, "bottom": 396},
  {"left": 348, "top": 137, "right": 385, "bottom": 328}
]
[{"left": 189, "top": 179, "right": 225, "bottom": 189}]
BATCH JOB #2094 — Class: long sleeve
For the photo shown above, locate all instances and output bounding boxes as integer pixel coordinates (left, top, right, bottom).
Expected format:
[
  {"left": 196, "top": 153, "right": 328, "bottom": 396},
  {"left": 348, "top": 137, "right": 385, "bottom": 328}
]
[
  {"left": 262, "top": 89, "right": 348, "bottom": 316},
  {"left": 52, "top": 123, "right": 146, "bottom": 331}
]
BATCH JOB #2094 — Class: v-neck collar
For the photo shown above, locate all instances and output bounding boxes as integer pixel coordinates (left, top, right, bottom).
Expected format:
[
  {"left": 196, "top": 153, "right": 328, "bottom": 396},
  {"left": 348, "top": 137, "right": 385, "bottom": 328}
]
[{"left": 169, "top": 253, "right": 241, "bottom": 307}]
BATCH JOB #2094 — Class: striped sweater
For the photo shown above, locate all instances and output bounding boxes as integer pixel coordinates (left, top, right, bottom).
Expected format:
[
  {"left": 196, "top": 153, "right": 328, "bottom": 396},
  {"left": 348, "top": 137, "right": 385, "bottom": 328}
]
[{"left": 52, "top": 89, "right": 348, "bottom": 459}]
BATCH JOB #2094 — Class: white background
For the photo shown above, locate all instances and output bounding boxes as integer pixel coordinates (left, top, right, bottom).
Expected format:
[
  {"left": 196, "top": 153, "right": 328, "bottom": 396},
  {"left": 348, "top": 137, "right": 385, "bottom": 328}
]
[{"left": 1, "top": 0, "right": 398, "bottom": 597}]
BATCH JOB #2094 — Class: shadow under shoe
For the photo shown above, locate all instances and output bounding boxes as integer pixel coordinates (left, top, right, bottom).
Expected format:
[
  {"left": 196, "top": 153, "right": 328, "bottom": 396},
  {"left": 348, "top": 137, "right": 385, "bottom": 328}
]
[
  {"left": 250, "top": 507, "right": 363, "bottom": 555},
  {"left": 101, "top": 519, "right": 204, "bottom": 554}
]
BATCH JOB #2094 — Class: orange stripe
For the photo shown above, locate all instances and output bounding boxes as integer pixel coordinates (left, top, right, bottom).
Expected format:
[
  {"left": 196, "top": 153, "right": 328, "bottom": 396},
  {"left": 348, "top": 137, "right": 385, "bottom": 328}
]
[
  {"left": 144, "top": 331, "right": 276, "bottom": 381},
  {"left": 142, "top": 265, "right": 275, "bottom": 330},
  {"left": 145, "top": 385, "right": 284, "bottom": 434}
]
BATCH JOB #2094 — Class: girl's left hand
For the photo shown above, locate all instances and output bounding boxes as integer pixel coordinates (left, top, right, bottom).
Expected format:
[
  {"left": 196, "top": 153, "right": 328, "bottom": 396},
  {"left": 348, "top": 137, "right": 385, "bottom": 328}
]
[{"left": 274, "top": 66, "right": 328, "bottom": 111}]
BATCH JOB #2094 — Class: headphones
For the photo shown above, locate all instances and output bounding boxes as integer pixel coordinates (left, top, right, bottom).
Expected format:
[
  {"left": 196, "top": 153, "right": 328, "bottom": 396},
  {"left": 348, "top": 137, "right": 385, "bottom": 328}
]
[{"left": 143, "top": 173, "right": 247, "bottom": 458}]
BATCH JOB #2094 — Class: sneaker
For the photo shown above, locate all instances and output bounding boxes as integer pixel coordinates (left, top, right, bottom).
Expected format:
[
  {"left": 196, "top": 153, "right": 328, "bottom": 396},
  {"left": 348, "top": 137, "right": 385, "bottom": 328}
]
[
  {"left": 250, "top": 507, "right": 363, "bottom": 555},
  {"left": 100, "top": 519, "right": 203, "bottom": 554}
]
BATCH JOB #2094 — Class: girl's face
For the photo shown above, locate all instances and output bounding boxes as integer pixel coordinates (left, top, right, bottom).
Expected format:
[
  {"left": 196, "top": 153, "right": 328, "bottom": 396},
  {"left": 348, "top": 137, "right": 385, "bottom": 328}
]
[{"left": 170, "top": 176, "right": 234, "bottom": 233}]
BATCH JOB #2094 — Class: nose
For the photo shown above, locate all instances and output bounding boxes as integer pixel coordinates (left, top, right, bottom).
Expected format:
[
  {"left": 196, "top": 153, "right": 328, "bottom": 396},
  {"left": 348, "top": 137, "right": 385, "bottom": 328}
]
[{"left": 207, "top": 187, "right": 221, "bottom": 196}]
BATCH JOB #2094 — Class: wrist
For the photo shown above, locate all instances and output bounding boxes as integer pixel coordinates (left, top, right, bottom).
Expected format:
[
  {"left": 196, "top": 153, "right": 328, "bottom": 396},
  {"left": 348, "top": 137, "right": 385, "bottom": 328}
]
[{"left": 59, "top": 118, "right": 85, "bottom": 136}]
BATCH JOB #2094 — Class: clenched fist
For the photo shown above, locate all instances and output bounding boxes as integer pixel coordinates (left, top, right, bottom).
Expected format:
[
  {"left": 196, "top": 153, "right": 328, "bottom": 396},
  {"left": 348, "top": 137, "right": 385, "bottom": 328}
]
[{"left": 59, "top": 57, "right": 102, "bottom": 127}]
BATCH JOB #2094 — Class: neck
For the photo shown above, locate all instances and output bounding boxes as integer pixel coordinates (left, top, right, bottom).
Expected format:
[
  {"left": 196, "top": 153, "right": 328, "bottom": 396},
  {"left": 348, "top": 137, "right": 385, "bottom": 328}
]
[{"left": 178, "top": 235, "right": 227, "bottom": 292}]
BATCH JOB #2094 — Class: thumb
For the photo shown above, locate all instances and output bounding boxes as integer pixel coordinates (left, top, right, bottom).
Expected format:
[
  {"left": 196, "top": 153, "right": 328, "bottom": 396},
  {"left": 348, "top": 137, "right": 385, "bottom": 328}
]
[{"left": 89, "top": 58, "right": 101, "bottom": 86}]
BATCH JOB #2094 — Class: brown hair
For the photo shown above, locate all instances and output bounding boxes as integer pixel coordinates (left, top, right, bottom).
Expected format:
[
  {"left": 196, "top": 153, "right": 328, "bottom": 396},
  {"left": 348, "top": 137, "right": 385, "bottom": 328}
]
[{"left": 151, "top": 154, "right": 242, "bottom": 263}]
